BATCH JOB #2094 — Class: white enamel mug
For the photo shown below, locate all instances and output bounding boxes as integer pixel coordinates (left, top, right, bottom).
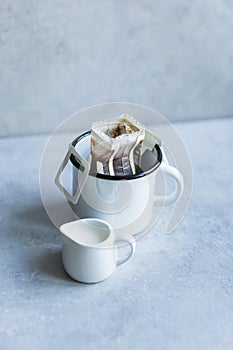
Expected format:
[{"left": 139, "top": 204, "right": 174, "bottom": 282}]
[
  {"left": 56, "top": 131, "right": 184, "bottom": 237},
  {"left": 60, "top": 218, "right": 136, "bottom": 283}
]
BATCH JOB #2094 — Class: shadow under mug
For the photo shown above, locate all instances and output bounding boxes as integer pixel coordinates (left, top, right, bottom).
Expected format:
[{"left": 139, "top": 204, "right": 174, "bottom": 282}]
[{"left": 60, "top": 218, "right": 136, "bottom": 283}]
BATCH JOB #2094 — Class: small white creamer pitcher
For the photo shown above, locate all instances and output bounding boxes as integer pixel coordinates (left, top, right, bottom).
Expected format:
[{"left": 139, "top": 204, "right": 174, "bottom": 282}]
[{"left": 60, "top": 218, "right": 136, "bottom": 283}]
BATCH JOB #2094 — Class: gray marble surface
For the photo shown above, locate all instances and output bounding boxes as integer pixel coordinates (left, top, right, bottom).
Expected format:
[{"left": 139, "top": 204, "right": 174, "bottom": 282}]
[
  {"left": 1, "top": 0, "right": 233, "bottom": 136},
  {"left": 0, "top": 118, "right": 233, "bottom": 350}
]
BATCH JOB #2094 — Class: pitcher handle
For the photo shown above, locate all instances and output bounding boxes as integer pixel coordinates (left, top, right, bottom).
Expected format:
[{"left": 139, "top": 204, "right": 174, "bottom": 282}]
[
  {"left": 115, "top": 234, "right": 136, "bottom": 267},
  {"left": 154, "top": 148, "right": 184, "bottom": 205},
  {"left": 54, "top": 144, "right": 90, "bottom": 204}
]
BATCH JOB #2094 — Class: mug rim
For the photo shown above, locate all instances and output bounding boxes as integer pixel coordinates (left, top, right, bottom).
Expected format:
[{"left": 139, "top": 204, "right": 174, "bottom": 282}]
[{"left": 70, "top": 131, "right": 162, "bottom": 180}]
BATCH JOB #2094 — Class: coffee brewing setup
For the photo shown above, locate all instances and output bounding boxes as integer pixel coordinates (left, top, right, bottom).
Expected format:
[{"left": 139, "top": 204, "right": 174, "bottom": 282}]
[{"left": 55, "top": 114, "right": 184, "bottom": 283}]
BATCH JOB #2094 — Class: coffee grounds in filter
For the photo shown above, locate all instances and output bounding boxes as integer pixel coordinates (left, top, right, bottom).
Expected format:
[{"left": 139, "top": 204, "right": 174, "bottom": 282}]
[{"left": 90, "top": 114, "right": 146, "bottom": 176}]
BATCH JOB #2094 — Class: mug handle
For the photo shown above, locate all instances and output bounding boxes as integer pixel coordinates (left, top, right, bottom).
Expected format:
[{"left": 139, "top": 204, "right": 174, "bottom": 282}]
[
  {"left": 115, "top": 234, "right": 136, "bottom": 267},
  {"left": 154, "top": 148, "right": 184, "bottom": 205},
  {"left": 54, "top": 144, "right": 90, "bottom": 204}
]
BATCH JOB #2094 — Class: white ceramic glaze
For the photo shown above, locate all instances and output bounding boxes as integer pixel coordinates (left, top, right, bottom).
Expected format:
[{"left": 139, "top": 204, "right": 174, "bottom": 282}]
[{"left": 60, "top": 218, "right": 136, "bottom": 283}]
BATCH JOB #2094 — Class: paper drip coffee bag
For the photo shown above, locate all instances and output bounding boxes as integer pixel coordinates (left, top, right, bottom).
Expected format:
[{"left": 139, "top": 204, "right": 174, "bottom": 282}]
[{"left": 90, "top": 114, "right": 146, "bottom": 176}]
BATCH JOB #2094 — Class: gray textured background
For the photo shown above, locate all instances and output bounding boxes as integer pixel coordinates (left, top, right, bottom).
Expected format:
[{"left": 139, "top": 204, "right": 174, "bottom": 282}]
[{"left": 0, "top": 0, "right": 233, "bottom": 136}]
